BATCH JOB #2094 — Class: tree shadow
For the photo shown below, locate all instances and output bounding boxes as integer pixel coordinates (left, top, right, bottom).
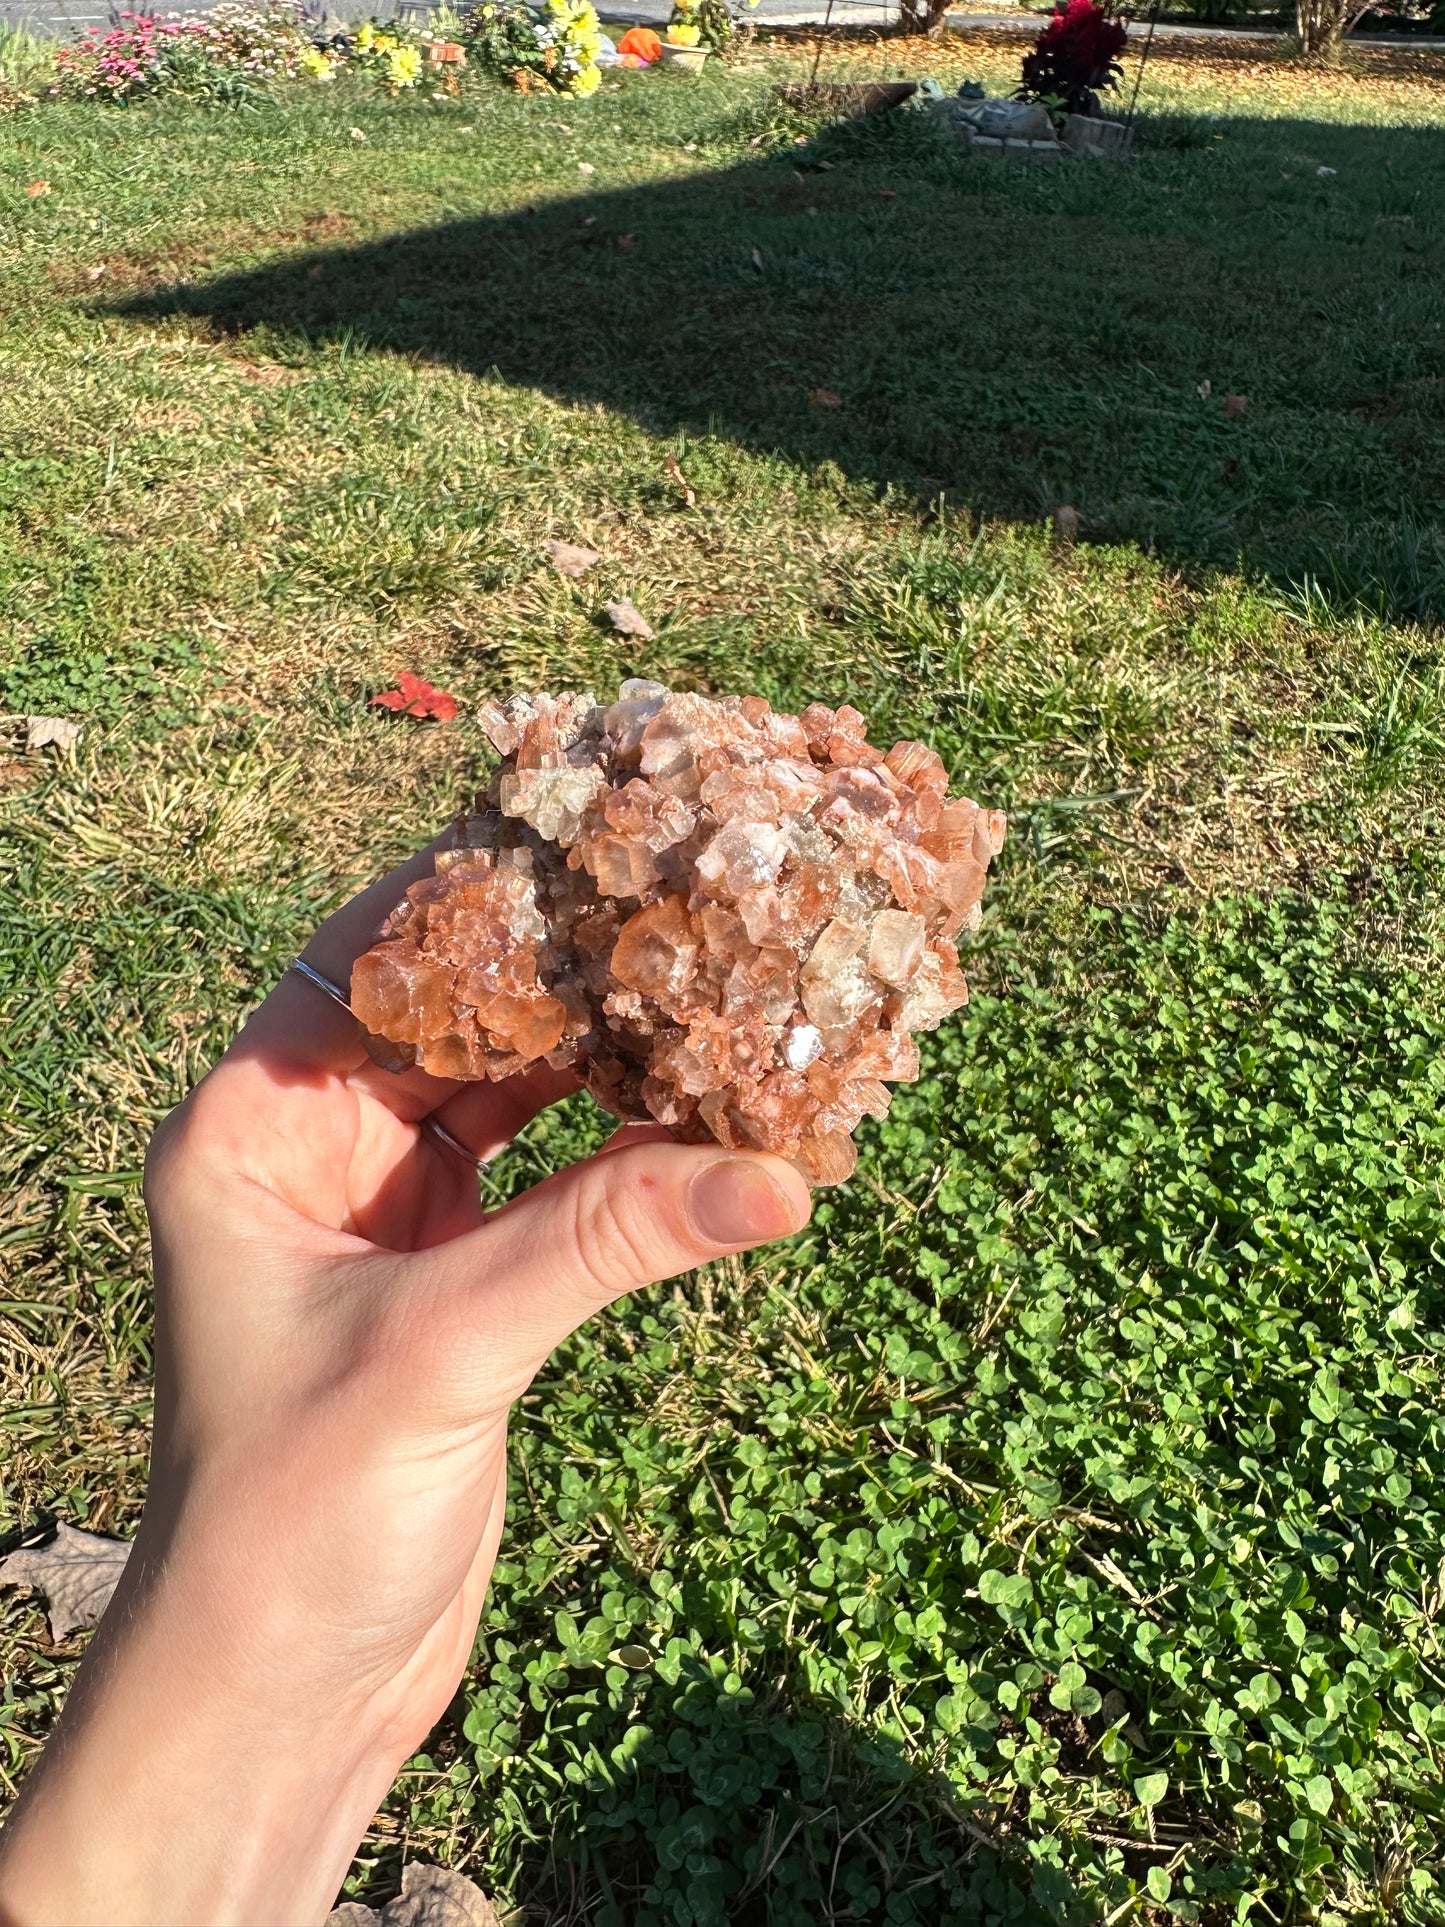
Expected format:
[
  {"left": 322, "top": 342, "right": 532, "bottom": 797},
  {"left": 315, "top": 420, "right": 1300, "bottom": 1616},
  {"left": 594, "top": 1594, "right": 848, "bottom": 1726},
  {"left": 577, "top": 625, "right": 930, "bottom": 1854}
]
[{"left": 116, "top": 108, "right": 1445, "bottom": 626}]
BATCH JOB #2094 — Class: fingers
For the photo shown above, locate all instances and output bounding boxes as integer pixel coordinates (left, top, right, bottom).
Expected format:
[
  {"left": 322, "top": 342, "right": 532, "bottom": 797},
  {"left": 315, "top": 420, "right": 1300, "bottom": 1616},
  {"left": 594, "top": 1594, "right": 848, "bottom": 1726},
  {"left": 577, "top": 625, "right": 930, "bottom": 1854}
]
[
  {"left": 186, "top": 828, "right": 580, "bottom": 1181},
  {"left": 238, "top": 836, "right": 450, "bottom": 1076},
  {"left": 439, "top": 1139, "right": 813, "bottom": 1358},
  {"left": 420, "top": 1061, "right": 581, "bottom": 1168},
  {"left": 300, "top": 837, "right": 451, "bottom": 992}
]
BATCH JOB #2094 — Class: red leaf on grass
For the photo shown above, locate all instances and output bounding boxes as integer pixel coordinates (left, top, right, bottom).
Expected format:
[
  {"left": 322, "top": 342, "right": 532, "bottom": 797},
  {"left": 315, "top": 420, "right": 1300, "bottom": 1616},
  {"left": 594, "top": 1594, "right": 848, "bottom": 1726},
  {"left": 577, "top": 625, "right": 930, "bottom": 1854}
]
[
  {"left": 371, "top": 671, "right": 459, "bottom": 722},
  {"left": 26, "top": 180, "right": 49, "bottom": 198}
]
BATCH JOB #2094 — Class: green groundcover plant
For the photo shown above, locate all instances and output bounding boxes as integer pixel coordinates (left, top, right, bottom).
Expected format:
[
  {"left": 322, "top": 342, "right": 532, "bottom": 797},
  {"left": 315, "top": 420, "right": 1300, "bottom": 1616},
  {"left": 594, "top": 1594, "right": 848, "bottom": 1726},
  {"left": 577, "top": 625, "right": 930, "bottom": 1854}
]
[{"left": 454, "top": 890, "right": 1445, "bottom": 1925}]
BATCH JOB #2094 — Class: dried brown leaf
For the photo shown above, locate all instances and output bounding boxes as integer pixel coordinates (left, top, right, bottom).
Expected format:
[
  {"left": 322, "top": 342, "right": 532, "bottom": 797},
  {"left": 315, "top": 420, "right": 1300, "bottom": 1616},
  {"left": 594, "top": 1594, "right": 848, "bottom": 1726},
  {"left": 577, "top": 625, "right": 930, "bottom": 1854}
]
[
  {"left": 1051, "top": 503, "right": 1080, "bottom": 547},
  {"left": 1224, "top": 393, "right": 1249, "bottom": 419},
  {"left": 0, "top": 1523, "right": 131, "bottom": 1640},
  {"left": 328, "top": 1865, "right": 502, "bottom": 1927},
  {"left": 26, "top": 714, "right": 82, "bottom": 751},
  {"left": 807, "top": 387, "right": 842, "bottom": 409},
  {"left": 543, "top": 538, "right": 601, "bottom": 578},
  {"left": 386, "top": 1865, "right": 501, "bottom": 1927},
  {"left": 605, "top": 597, "right": 655, "bottom": 640}
]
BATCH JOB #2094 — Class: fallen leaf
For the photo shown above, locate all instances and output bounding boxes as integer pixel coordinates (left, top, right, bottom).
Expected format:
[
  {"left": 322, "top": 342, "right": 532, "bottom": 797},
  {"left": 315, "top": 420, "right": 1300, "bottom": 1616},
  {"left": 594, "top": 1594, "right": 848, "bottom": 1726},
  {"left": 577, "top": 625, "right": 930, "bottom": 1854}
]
[
  {"left": 1051, "top": 503, "right": 1080, "bottom": 546},
  {"left": 1317, "top": 164, "right": 1337, "bottom": 177},
  {"left": 664, "top": 452, "right": 696, "bottom": 506},
  {"left": 0, "top": 1523, "right": 131, "bottom": 1640},
  {"left": 816, "top": 158, "right": 834, "bottom": 171},
  {"left": 308, "top": 263, "right": 326, "bottom": 281},
  {"left": 616, "top": 232, "right": 635, "bottom": 250},
  {"left": 384, "top": 1864, "right": 501, "bottom": 1927},
  {"left": 875, "top": 187, "right": 897, "bottom": 199},
  {"left": 749, "top": 245, "right": 765, "bottom": 272},
  {"left": 579, "top": 213, "right": 597, "bottom": 227},
  {"left": 371, "top": 672, "right": 459, "bottom": 722},
  {"left": 544, "top": 537, "right": 600, "bottom": 578},
  {"left": 1196, "top": 378, "right": 1211, "bottom": 399},
  {"left": 1223, "top": 393, "right": 1249, "bottom": 419},
  {"left": 26, "top": 714, "right": 83, "bottom": 751},
  {"left": 87, "top": 263, "right": 107, "bottom": 281},
  {"left": 808, "top": 387, "right": 842, "bottom": 409},
  {"left": 327, "top": 1863, "right": 502, "bottom": 1927},
  {"left": 26, "top": 180, "right": 49, "bottom": 198},
  {"left": 349, "top": 126, "right": 367, "bottom": 141},
  {"left": 605, "top": 597, "right": 655, "bottom": 641},
  {"left": 577, "top": 161, "right": 595, "bottom": 175}
]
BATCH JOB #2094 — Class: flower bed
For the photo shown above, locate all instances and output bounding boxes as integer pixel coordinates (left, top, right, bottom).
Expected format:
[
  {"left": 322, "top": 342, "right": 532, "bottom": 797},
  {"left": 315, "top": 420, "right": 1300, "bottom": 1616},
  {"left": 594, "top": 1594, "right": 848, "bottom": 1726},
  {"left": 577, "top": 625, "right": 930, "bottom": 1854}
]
[
  {"left": 44, "top": 0, "right": 615, "bottom": 106},
  {"left": 54, "top": 2, "right": 316, "bottom": 102}
]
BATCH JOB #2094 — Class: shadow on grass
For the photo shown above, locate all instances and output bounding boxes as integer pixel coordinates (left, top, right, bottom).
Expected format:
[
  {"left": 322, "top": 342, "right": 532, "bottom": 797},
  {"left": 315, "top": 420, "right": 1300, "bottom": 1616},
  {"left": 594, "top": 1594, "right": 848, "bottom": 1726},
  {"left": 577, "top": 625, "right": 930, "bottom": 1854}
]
[
  {"left": 117, "top": 108, "right": 1445, "bottom": 624},
  {"left": 462, "top": 1647, "right": 1134, "bottom": 1927}
]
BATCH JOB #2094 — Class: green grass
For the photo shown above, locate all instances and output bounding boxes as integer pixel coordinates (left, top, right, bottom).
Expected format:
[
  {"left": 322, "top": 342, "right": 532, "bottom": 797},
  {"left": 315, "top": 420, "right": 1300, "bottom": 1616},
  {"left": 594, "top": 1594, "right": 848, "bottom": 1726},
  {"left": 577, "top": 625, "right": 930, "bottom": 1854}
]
[{"left": 2, "top": 33, "right": 1445, "bottom": 1925}]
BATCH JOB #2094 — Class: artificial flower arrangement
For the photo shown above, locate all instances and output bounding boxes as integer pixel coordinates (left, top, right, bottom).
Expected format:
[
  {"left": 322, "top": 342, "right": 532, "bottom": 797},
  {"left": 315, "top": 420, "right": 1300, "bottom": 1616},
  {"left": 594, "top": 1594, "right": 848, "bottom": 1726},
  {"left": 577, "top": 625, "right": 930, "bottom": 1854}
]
[
  {"left": 1017, "top": 0, "right": 1127, "bottom": 118},
  {"left": 666, "top": 0, "right": 755, "bottom": 55},
  {"left": 351, "top": 20, "right": 424, "bottom": 89},
  {"left": 462, "top": 0, "right": 603, "bottom": 94}
]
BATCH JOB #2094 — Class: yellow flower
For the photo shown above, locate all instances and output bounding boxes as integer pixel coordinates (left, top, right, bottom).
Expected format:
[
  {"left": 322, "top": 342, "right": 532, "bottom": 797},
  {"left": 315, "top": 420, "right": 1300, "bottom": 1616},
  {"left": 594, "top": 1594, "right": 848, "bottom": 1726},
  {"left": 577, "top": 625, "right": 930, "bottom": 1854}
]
[
  {"left": 387, "top": 41, "right": 422, "bottom": 82},
  {"left": 568, "top": 58, "right": 600, "bottom": 92},
  {"left": 666, "top": 22, "right": 700, "bottom": 42}
]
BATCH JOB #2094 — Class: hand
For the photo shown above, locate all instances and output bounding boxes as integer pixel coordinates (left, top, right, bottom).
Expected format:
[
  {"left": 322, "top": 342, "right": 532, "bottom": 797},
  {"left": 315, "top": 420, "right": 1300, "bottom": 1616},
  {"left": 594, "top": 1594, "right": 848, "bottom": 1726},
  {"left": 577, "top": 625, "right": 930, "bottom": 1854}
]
[{"left": 0, "top": 845, "right": 811, "bottom": 1927}]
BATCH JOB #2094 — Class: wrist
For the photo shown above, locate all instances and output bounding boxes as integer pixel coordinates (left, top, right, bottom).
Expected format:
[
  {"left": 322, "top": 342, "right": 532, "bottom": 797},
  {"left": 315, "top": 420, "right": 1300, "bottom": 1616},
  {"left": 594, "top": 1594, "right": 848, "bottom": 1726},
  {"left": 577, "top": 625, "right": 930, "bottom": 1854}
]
[{"left": 0, "top": 1534, "right": 410, "bottom": 1926}]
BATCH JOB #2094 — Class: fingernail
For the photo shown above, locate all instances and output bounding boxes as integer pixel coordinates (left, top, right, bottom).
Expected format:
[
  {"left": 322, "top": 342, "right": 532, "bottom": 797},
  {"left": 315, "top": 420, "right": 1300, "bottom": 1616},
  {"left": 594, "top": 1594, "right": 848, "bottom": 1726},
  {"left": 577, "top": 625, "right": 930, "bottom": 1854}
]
[{"left": 687, "top": 1157, "right": 805, "bottom": 1248}]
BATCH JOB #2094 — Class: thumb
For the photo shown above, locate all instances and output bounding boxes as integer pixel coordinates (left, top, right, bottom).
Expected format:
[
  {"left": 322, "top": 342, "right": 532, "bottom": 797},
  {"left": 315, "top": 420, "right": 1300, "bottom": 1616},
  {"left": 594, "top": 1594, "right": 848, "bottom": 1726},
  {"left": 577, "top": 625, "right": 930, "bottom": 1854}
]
[{"left": 448, "top": 1139, "right": 813, "bottom": 1356}]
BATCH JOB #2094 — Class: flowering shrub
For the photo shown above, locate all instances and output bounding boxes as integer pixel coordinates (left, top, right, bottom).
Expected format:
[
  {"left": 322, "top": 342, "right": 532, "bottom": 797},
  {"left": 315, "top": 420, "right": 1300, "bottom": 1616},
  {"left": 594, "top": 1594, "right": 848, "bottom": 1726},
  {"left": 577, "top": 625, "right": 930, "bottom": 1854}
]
[
  {"left": 1018, "top": 0, "right": 1127, "bottom": 118},
  {"left": 53, "top": 2, "right": 313, "bottom": 102},
  {"left": 462, "top": 0, "right": 603, "bottom": 95}
]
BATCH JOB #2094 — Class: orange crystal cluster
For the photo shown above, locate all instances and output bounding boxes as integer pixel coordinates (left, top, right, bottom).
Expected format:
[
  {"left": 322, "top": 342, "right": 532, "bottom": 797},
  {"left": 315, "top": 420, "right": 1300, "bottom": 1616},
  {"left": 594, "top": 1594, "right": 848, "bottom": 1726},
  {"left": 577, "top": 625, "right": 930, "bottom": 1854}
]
[{"left": 352, "top": 684, "right": 1005, "bottom": 1185}]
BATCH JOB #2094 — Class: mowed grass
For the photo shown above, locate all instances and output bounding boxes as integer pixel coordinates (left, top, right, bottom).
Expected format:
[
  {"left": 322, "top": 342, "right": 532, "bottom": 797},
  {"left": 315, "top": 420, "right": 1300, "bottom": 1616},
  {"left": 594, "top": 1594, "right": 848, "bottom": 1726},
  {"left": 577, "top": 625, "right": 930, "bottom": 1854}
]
[{"left": 3, "top": 31, "right": 1445, "bottom": 1925}]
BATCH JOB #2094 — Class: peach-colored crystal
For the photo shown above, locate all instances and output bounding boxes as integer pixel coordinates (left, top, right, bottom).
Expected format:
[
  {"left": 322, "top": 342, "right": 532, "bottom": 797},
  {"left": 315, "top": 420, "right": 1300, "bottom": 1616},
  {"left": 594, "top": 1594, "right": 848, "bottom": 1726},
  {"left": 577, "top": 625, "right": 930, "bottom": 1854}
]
[{"left": 351, "top": 683, "right": 1005, "bottom": 1184}]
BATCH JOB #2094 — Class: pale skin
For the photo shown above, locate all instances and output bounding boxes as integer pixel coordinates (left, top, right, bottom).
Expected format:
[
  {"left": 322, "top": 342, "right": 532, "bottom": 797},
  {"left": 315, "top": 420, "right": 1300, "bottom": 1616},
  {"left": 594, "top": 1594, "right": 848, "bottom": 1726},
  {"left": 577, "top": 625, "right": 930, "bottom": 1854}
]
[{"left": 0, "top": 844, "right": 812, "bottom": 1927}]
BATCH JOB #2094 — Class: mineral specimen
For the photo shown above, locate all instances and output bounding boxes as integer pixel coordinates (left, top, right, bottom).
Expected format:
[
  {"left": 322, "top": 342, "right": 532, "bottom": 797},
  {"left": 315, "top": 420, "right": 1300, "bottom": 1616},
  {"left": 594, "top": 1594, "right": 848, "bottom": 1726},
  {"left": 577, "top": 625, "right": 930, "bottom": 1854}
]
[{"left": 352, "top": 684, "right": 1006, "bottom": 1185}]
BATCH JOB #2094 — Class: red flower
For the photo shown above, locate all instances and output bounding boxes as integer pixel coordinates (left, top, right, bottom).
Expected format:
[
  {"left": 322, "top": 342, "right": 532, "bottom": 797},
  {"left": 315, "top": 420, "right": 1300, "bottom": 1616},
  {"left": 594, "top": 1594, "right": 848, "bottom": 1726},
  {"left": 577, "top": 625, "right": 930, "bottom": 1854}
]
[
  {"left": 371, "top": 671, "right": 460, "bottom": 722},
  {"left": 1019, "top": 0, "right": 1127, "bottom": 117}
]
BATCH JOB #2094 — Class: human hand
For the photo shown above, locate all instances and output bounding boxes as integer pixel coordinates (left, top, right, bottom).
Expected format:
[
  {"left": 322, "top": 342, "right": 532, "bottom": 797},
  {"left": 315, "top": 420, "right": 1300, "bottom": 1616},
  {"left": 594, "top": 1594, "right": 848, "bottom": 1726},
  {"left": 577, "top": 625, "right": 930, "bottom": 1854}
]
[{"left": 0, "top": 843, "right": 811, "bottom": 1927}]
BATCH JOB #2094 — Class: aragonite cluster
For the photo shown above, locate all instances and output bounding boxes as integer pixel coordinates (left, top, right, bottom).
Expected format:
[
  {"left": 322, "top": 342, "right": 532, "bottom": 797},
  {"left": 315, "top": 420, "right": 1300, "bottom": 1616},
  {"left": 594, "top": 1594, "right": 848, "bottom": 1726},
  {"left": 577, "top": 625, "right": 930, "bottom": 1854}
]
[{"left": 352, "top": 684, "right": 1005, "bottom": 1185}]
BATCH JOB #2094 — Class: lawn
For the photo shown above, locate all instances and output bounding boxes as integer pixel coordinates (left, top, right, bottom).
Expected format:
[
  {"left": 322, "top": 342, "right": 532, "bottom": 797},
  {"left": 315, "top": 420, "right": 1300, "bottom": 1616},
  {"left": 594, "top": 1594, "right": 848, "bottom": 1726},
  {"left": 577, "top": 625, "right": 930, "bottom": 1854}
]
[{"left": 3, "top": 23, "right": 1445, "bottom": 1925}]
